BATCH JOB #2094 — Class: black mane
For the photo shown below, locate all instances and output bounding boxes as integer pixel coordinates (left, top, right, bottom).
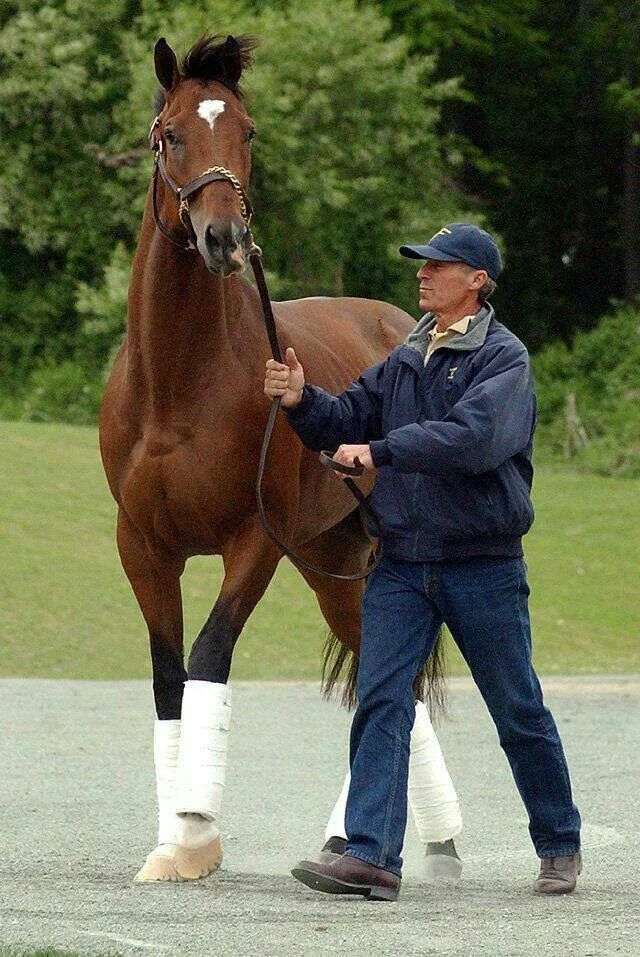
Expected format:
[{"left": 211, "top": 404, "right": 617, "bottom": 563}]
[{"left": 182, "top": 33, "right": 257, "bottom": 97}]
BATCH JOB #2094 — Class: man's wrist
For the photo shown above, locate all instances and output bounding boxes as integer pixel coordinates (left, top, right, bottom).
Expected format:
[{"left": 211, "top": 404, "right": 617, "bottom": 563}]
[
  {"left": 369, "top": 439, "right": 392, "bottom": 467},
  {"left": 283, "top": 392, "right": 303, "bottom": 410},
  {"left": 283, "top": 384, "right": 309, "bottom": 415}
]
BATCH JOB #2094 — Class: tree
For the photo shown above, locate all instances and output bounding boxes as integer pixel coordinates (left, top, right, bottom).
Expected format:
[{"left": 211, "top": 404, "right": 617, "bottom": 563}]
[
  {"left": 0, "top": 0, "right": 138, "bottom": 387},
  {"left": 373, "top": 0, "right": 640, "bottom": 347}
]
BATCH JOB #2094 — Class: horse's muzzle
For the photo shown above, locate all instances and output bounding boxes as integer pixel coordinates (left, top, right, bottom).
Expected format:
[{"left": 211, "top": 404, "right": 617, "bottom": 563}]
[{"left": 200, "top": 218, "right": 250, "bottom": 277}]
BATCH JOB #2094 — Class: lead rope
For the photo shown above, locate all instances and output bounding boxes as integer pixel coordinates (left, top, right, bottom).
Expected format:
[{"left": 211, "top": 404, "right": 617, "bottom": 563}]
[{"left": 249, "top": 247, "right": 384, "bottom": 580}]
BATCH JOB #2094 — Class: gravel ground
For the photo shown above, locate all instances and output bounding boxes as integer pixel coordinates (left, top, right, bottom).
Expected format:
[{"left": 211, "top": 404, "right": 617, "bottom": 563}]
[{"left": 0, "top": 677, "right": 638, "bottom": 957}]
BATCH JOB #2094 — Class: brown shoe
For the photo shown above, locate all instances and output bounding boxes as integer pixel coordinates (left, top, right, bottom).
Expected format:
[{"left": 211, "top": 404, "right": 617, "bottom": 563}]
[
  {"left": 291, "top": 853, "right": 400, "bottom": 901},
  {"left": 534, "top": 851, "right": 582, "bottom": 894}
]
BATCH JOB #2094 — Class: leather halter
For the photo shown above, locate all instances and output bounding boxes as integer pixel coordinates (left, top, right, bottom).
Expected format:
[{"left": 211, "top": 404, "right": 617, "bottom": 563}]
[{"left": 147, "top": 114, "right": 383, "bottom": 581}]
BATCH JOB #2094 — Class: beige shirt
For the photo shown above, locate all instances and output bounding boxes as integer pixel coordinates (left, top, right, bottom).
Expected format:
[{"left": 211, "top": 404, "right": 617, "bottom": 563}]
[{"left": 424, "top": 314, "right": 473, "bottom": 365}]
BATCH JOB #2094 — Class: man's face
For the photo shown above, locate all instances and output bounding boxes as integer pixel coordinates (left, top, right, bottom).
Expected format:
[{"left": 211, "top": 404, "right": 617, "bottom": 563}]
[{"left": 417, "top": 259, "right": 485, "bottom": 314}]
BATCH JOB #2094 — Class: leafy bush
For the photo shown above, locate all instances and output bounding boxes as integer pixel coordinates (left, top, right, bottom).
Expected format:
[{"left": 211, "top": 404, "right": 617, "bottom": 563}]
[
  {"left": 0, "top": 361, "right": 103, "bottom": 425},
  {"left": 532, "top": 301, "right": 640, "bottom": 476}
]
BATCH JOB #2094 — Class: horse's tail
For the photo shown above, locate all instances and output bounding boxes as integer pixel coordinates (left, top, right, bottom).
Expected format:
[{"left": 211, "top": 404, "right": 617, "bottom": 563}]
[{"left": 321, "top": 627, "right": 448, "bottom": 719}]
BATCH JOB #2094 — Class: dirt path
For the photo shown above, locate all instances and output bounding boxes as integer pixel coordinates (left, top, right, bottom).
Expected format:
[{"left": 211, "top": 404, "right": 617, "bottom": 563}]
[{"left": 0, "top": 677, "right": 638, "bottom": 956}]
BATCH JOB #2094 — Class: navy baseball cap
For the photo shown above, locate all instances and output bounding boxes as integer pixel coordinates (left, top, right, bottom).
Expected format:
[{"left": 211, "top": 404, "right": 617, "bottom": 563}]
[{"left": 399, "top": 223, "right": 503, "bottom": 280}]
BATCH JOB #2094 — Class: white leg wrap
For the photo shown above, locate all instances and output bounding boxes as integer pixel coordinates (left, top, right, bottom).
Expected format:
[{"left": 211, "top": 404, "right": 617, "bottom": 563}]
[
  {"left": 175, "top": 680, "right": 231, "bottom": 822},
  {"left": 154, "top": 718, "right": 181, "bottom": 847},
  {"left": 408, "top": 700, "right": 462, "bottom": 845},
  {"left": 324, "top": 769, "right": 350, "bottom": 842}
]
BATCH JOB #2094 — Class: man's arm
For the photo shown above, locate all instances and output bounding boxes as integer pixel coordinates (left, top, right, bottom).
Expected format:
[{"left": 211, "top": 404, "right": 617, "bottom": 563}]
[
  {"left": 370, "top": 345, "right": 535, "bottom": 475},
  {"left": 284, "top": 356, "right": 388, "bottom": 453}
]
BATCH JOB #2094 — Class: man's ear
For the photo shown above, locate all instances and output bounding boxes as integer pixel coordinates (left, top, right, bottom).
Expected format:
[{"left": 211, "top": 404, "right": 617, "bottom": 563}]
[
  {"left": 471, "top": 269, "right": 488, "bottom": 289},
  {"left": 154, "top": 38, "right": 180, "bottom": 93}
]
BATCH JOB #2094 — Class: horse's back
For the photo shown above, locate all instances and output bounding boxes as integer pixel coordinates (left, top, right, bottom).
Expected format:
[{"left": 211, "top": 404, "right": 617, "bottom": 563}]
[{"left": 271, "top": 296, "right": 415, "bottom": 389}]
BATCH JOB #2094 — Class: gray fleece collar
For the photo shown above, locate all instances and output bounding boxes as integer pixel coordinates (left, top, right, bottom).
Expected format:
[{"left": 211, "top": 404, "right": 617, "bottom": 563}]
[{"left": 404, "top": 304, "right": 494, "bottom": 358}]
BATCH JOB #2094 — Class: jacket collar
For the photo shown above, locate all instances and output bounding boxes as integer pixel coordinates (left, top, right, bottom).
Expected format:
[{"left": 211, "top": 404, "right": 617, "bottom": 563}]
[{"left": 403, "top": 303, "right": 494, "bottom": 361}]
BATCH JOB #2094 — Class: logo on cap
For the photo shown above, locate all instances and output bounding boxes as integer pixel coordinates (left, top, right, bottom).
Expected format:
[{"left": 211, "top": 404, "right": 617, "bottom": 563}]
[{"left": 430, "top": 227, "right": 452, "bottom": 241}]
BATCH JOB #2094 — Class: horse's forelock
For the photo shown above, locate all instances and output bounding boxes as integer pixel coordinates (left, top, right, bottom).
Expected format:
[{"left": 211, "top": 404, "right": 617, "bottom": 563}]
[{"left": 180, "top": 33, "right": 258, "bottom": 99}]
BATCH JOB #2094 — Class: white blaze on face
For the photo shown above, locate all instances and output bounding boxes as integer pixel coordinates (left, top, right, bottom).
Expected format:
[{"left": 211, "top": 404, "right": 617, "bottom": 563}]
[{"left": 197, "top": 99, "right": 226, "bottom": 132}]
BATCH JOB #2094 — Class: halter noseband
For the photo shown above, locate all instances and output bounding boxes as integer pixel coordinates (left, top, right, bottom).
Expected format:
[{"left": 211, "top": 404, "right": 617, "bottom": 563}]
[{"left": 149, "top": 115, "right": 255, "bottom": 252}]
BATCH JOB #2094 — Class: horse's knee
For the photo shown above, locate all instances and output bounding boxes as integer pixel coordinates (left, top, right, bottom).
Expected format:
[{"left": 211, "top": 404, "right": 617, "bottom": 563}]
[
  {"left": 150, "top": 635, "right": 187, "bottom": 719},
  {"left": 187, "top": 600, "right": 239, "bottom": 683}
]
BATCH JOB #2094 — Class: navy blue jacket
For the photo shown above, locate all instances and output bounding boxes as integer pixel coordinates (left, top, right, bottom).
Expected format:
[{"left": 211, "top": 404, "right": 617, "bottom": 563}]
[{"left": 285, "top": 304, "right": 537, "bottom": 561}]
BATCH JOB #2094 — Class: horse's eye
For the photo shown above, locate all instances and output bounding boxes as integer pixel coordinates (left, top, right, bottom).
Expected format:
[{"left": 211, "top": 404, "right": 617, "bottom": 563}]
[
  {"left": 164, "top": 128, "right": 178, "bottom": 146},
  {"left": 245, "top": 127, "right": 256, "bottom": 144}
]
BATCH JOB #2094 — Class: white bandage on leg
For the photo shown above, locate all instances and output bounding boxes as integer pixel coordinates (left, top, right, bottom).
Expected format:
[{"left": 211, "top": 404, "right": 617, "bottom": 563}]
[
  {"left": 408, "top": 700, "right": 462, "bottom": 845},
  {"left": 153, "top": 718, "right": 181, "bottom": 847},
  {"left": 324, "top": 769, "right": 350, "bottom": 842},
  {"left": 175, "top": 681, "right": 231, "bottom": 822}
]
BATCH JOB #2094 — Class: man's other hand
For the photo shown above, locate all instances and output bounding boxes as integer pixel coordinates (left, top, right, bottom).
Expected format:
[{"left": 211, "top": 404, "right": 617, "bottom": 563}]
[{"left": 332, "top": 444, "right": 375, "bottom": 478}]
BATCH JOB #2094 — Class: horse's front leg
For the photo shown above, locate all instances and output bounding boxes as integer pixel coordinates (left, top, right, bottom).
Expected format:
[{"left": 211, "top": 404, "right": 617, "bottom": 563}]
[
  {"left": 116, "top": 509, "right": 187, "bottom": 882},
  {"left": 173, "top": 516, "right": 283, "bottom": 880}
]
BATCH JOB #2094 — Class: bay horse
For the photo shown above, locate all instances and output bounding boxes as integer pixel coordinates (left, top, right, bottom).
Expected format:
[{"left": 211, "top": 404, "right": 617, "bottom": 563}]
[{"left": 99, "top": 33, "right": 442, "bottom": 882}]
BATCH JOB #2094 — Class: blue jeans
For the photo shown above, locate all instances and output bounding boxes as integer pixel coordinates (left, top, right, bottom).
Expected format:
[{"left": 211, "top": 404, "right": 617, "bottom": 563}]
[{"left": 344, "top": 555, "right": 581, "bottom": 876}]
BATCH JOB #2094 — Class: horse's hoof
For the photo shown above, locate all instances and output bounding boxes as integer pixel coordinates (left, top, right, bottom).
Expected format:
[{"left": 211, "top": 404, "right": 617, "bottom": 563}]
[
  {"left": 422, "top": 852, "right": 463, "bottom": 882},
  {"left": 134, "top": 845, "right": 182, "bottom": 883},
  {"left": 174, "top": 836, "right": 223, "bottom": 880}
]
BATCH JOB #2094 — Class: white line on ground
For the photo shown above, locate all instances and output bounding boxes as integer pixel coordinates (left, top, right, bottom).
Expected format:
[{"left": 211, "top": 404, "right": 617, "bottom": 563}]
[{"left": 56, "top": 923, "right": 172, "bottom": 952}]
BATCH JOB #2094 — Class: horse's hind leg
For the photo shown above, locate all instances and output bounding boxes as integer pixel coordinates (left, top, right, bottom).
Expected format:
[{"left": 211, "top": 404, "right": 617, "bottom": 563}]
[
  {"left": 294, "top": 509, "right": 462, "bottom": 872},
  {"left": 116, "top": 509, "right": 187, "bottom": 882}
]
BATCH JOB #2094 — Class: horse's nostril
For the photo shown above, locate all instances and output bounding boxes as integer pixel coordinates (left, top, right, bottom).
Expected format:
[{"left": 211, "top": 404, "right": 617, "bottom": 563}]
[{"left": 205, "top": 225, "right": 223, "bottom": 254}]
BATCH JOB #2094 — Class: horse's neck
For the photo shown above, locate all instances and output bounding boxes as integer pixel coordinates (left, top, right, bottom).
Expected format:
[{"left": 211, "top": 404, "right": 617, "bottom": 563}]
[{"left": 128, "top": 220, "right": 260, "bottom": 424}]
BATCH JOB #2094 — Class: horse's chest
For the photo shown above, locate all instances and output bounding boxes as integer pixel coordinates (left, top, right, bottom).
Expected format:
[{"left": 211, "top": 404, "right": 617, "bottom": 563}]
[{"left": 119, "top": 431, "right": 252, "bottom": 551}]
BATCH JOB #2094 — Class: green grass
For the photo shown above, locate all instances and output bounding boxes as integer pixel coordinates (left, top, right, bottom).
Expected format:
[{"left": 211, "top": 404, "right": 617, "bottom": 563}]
[{"left": 0, "top": 421, "right": 638, "bottom": 680}]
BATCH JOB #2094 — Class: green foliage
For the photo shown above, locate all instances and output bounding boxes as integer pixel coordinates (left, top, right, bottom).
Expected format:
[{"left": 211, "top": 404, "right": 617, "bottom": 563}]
[
  {"left": 532, "top": 301, "right": 640, "bottom": 476},
  {"left": 0, "top": 360, "right": 103, "bottom": 424},
  {"left": 77, "top": 241, "right": 131, "bottom": 369},
  {"left": 0, "top": 0, "right": 135, "bottom": 390},
  {"left": 0, "top": 0, "right": 468, "bottom": 403}
]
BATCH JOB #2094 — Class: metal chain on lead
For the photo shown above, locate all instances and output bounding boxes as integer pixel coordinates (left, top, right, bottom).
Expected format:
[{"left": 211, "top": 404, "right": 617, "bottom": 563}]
[
  {"left": 176, "top": 165, "right": 252, "bottom": 234},
  {"left": 196, "top": 166, "right": 252, "bottom": 224}
]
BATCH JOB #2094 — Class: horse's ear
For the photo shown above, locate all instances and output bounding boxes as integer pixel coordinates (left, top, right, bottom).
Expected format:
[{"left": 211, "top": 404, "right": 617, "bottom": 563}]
[
  {"left": 222, "top": 35, "right": 243, "bottom": 85},
  {"left": 154, "top": 38, "right": 179, "bottom": 93}
]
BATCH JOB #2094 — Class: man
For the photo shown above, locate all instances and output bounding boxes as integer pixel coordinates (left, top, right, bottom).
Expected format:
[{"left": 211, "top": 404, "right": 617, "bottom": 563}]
[{"left": 264, "top": 223, "right": 581, "bottom": 902}]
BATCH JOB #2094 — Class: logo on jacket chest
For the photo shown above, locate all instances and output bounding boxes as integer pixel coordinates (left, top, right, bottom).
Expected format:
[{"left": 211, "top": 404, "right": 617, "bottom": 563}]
[{"left": 447, "top": 365, "right": 459, "bottom": 382}]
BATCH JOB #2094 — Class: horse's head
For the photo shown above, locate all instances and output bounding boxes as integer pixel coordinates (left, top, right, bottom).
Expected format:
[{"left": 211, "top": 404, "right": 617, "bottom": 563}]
[{"left": 153, "top": 34, "right": 258, "bottom": 276}]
